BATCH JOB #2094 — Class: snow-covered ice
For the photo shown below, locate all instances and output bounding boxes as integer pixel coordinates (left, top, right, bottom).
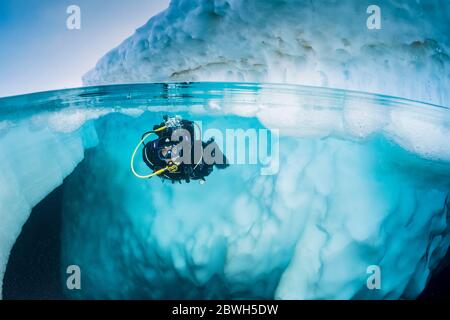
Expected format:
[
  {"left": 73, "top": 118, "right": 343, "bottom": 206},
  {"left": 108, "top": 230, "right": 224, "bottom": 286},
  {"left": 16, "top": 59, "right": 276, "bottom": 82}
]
[{"left": 85, "top": 0, "right": 450, "bottom": 106}]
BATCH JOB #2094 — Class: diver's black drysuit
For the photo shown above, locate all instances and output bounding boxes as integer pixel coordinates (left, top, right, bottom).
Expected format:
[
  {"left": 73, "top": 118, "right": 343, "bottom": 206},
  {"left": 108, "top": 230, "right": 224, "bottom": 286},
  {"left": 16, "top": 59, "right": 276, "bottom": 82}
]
[{"left": 142, "top": 117, "right": 228, "bottom": 183}]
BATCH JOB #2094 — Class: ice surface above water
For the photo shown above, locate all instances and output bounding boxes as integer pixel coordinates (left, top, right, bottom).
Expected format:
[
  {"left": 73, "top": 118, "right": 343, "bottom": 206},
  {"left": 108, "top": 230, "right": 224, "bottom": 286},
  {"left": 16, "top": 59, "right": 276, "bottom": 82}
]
[
  {"left": 84, "top": 0, "right": 450, "bottom": 107},
  {"left": 0, "top": 83, "right": 449, "bottom": 299}
]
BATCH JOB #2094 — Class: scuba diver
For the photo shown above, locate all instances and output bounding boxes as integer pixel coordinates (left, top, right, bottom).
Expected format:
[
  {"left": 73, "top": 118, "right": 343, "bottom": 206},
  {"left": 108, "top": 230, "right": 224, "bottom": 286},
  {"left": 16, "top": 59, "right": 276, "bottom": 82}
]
[{"left": 131, "top": 115, "right": 228, "bottom": 183}]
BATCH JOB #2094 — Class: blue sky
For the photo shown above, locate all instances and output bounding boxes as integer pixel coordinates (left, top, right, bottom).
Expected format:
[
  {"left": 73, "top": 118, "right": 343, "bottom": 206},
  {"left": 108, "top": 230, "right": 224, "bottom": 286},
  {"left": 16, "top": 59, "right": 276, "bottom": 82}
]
[{"left": 0, "top": 0, "right": 169, "bottom": 97}]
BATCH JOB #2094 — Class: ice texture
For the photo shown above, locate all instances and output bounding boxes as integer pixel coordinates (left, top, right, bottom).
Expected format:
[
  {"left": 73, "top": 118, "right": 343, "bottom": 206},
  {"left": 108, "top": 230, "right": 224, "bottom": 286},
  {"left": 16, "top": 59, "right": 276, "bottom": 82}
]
[
  {"left": 84, "top": 0, "right": 450, "bottom": 106},
  {"left": 61, "top": 111, "right": 450, "bottom": 299},
  {"left": 0, "top": 119, "right": 98, "bottom": 298}
]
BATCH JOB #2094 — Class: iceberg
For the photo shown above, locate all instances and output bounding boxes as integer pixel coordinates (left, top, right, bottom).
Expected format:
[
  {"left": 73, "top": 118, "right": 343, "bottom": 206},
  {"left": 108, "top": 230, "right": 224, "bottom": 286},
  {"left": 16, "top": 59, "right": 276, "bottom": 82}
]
[
  {"left": 76, "top": 0, "right": 450, "bottom": 298},
  {"left": 1, "top": 0, "right": 450, "bottom": 299},
  {"left": 84, "top": 0, "right": 450, "bottom": 106}
]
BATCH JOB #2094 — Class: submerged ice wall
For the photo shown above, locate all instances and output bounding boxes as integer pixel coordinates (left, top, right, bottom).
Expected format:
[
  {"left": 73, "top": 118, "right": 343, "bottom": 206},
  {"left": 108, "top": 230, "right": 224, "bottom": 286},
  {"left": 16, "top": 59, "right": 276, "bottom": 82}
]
[
  {"left": 0, "top": 82, "right": 448, "bottom": 299},
  {"left": 84, "top": 0, "right": 450, "bottom": 107},
  {"left": 0, "top": 120, "right": 98, "bottom": 298},
  {"left": 60, "top": 111, "right": 450, "bottom": 300}
]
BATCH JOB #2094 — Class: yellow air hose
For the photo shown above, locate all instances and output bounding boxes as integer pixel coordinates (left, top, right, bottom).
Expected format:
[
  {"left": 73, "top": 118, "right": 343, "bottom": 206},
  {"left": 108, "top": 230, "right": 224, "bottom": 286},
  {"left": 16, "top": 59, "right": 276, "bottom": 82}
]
[{"left": 130, "top": 126, "right": 177, "bottom": 179}]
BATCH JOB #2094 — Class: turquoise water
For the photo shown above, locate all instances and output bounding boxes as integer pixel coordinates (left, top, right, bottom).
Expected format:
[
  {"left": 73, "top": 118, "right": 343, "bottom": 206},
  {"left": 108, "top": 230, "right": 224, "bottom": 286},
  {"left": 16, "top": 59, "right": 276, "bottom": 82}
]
[{"left": 0, "top": 83, "right": 449, "bottom": 299}]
